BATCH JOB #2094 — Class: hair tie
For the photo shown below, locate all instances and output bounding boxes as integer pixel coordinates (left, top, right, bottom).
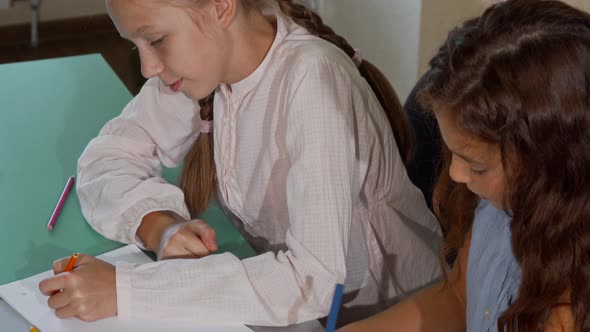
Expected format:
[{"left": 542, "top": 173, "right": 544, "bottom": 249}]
[
  {"left": 352, "top": 48, "right": 363, "bottom": 67},
  {"left": 200, "top": 120, "right": 212, "bottom": 134}
]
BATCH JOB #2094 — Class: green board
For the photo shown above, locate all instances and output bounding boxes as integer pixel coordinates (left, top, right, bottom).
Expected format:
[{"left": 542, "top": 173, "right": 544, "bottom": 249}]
[{"left": 0, "top": 55, "right": 254, "bottom": 285}]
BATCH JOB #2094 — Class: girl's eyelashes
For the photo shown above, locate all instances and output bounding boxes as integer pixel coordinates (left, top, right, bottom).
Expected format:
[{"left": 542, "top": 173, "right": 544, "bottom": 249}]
[
  {"left": 128, "top": 37, "right": 164, "bottom": 51},
  {"left": 470, "top": 168, "right": 488, "bottom": 175},
  {"left": 150, "top": 37, "right": 165, "bottom": 47}
]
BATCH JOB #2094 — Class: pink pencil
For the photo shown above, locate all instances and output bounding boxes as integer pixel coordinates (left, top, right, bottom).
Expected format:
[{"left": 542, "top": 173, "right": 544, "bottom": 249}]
[{"left": 47, "top": 176, "right": 75, "bottom": 231}]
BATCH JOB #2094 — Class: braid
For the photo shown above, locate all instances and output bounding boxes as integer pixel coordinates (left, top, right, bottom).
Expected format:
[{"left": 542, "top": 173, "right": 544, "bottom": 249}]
[
  {"left": 276, "top": 0, "right": 413, "bottom": 162},
  {"left": 180, "top": 92, "right": 216, "bottom": 215},
  {"left": 180, "top": 0, "right": 414, "bottom": 215},
  {"left": 277, "top": 1, "right": 355, "bottom": 57}
]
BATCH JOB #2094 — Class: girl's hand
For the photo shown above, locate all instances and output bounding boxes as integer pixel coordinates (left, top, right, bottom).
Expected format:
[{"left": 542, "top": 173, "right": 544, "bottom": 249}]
[
  {"left": 136, "top": 211, "right": 218, "bottom": 260},
  {"left": 157, "top": 219, "right": 218, "bottom": 259},
  {"left": 38, "top": 254, "right": 117, "bottom": 322}
]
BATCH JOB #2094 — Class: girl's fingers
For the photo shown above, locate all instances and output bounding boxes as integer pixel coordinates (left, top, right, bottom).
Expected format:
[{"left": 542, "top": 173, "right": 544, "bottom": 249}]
[
  {"left": 41, "top": 257, "right": 117, "bottom": 321},
  {"left": 47, "top": 288, "right": 72, "bottom": 309},
  {"left": 52, "top": 253, "right": 88, "bottom": 274},
  {"left": 182, "top": 232, "right": 210, "bottom": 257},
  {"left": 39, "top": 274, "right": 68, "bottom": 296},
  {"left": 43, "top": 255, "right": 92, "bottom": 295},
  {"left": 52, "top": 256, "right": 71, "bottom": 274},
  {"left": 54, "top": 303, "right": 78, "bottom": 320},
  {"left": 158, "top": 220, "right": 217, "bottom": 258},
  {"left": 188, "top": 219, "right": 218, "bottom": 251}
]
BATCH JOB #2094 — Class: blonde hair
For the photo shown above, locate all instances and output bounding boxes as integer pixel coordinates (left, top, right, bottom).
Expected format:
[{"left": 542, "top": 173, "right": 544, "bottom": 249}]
[{"left": 181, "top": 0, "right": 413, "bottom": 215}]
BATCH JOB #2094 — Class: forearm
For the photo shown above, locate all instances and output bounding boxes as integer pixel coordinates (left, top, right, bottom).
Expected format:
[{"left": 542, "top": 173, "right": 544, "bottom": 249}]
[
  {"left": 136, "top": 211, "right": 180, "bottom": 252},
  {"left": 77, "top": 78, "right": 196, "bottom": 244},
  {"left": 340, "top": 280, "right": 465, "bottom": 332},
  {"left": 77, "top": 153, "right": 191, "bottom": 245}
]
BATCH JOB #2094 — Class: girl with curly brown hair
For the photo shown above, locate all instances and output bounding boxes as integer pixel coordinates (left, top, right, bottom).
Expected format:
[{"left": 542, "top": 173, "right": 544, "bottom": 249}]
[{"left": 341, "top": 0, "right": 590, "bottom": 331}]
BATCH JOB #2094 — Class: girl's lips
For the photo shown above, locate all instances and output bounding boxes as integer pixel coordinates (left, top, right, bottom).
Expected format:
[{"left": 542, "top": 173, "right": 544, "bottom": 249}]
[{"left": 170, "top": 79, "right": 183, "bottom": 92}]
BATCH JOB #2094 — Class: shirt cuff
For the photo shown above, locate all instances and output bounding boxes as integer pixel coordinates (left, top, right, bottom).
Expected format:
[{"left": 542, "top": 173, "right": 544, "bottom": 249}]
[
  {"left": 122, "top": 198, "right": 191, "bottom": 249},
  {"left": 115, "top": 263, "right": 135, "bottom": 318}
]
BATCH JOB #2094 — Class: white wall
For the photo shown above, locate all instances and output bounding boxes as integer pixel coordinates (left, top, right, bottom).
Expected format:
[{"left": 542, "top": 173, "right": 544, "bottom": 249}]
[
  {"left": 419, "top": 0, "right": 590, "bottom": 75},
  {"left": 318, "top": 0, "right": 590, "bottom": 101},
  {"left": 2, "top": 0, "right": 590, "bottom": 99},
  {"left": 318, "top": 0, "right": 422, "bottom": 102},
  {"left": 418, "top": 0, "right": 483, "bottom": 75}
]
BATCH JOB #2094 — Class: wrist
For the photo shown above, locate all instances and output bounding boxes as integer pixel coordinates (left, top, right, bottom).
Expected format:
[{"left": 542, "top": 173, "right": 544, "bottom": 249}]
[{"left": 136, "top": 211, "right": 179, "bottom": 252}]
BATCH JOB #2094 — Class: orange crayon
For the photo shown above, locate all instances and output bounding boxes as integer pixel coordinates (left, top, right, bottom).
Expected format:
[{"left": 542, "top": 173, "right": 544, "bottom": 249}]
[
  {"left": 63, "top": 253, "right": 78, "bottom": 272},
  {"left": 51, "top": 253, "right": 78, "bottom": 295}
]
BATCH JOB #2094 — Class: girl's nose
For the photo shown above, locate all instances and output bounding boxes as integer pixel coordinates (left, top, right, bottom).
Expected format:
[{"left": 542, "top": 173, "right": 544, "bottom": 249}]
[
  {"left": 139, "top": 49, "right": 164, "bottom": 79},
  {"left": 449, "top": 156, "right": 470, "bottom": 184}
]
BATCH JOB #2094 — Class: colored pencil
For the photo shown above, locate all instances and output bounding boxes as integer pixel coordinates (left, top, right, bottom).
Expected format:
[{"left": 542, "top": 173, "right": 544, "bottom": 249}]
[
  {"left": 63, "top": 253, "right": 79, "bottom": 271},
  {"left": 51, "top": 253, "right": 79, "bottom": 295},
  {"left": 47, "top": 176, "right": 75, "bottom": 231},
  {"left": 325, "top": 283, "right": 344, "bottom": 332}
]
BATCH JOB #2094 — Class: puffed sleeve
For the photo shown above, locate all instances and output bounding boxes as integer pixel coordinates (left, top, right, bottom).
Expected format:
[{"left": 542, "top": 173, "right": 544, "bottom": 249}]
[
  {"left": 77, "top": 78, "right": 201, "bottom": 246},
  {"left": 115, "top": 58, "right": 368, "bottom": 325}
]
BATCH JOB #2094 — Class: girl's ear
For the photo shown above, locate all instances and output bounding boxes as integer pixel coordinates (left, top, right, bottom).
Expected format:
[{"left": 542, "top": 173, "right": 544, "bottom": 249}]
[{"left": 213, "top": 0, "right": 238, "bottom": 28}]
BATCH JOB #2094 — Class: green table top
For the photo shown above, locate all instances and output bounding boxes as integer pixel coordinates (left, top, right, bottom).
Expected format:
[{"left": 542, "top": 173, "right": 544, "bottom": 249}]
[{"left": 0, "top": 54, "right": 254, "bottom": 286}]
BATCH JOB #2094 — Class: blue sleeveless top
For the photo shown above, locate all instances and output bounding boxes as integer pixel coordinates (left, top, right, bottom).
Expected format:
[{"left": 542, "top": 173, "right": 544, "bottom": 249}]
[{"left": 466, "top": 200, "right": 522, "bottom": 332}]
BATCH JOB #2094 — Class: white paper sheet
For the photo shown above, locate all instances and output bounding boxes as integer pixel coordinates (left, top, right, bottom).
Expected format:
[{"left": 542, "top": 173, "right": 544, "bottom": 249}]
[{"left": 0, "top": 245, "right": 252, "bottom": 332}]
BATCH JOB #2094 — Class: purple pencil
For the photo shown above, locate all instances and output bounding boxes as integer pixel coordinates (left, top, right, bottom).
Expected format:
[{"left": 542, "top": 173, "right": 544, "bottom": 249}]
[{"left": 47, "top": 176, "right": 75, "bottom": 231}]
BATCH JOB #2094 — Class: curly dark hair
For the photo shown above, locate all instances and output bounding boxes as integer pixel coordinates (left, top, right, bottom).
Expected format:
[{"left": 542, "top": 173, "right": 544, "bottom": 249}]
[{"left": 419, "top": 0, "right": 590, "bottom": 330}]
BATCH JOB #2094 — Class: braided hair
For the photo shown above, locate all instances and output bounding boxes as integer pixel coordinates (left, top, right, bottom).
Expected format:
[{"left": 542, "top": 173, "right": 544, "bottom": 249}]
[{"left": 181, "top": 0, "right": 413, "bottom": 215}]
